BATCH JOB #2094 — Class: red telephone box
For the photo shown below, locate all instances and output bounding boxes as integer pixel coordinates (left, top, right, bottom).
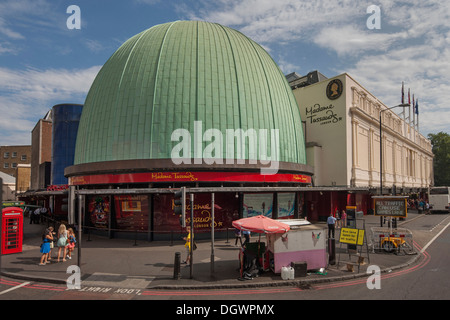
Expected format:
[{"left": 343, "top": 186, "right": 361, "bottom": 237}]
[{"left": 1, "top": 207, "right": 23, "bottom": 254}]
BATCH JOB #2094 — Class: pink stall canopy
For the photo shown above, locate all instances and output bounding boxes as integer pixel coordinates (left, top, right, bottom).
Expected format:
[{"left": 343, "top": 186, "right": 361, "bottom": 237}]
[{"left": 232, "top": 215, "right": 290, "bottom": 234}]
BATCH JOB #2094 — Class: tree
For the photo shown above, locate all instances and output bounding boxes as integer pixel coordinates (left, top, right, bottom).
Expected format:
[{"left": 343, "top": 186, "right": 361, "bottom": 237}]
[{"left": 428, "top": 132, "right": 450, "bottom": 186}]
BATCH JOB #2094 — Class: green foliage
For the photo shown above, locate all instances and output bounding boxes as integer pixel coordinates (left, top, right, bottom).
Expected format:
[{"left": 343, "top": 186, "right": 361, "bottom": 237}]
[{"left": 428, "top": 132, "right": 450, "bottom": 186}]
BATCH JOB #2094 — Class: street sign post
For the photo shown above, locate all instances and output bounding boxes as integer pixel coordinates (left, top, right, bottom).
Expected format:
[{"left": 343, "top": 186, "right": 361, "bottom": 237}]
[
  {"left": 338, "top": 226, "right": 370, "bottom": 273},
  {"left": 372, "top": 196, "right": 408, "bottom": 254},
  {"left": 373, "top": 196, "right": 408, "bottom": 218}
]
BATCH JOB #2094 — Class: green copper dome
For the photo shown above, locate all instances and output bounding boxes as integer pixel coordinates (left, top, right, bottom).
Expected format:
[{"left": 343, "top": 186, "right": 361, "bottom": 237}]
[{"left": 74, "top": 21, "right": 306, "bottom": 167}]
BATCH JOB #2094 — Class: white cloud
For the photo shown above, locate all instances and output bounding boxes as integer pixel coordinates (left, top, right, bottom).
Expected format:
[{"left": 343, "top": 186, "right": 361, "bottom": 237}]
[
  {"left": 0, "top": 42, "right": 20, "bottom": 55},
  {"left": 0, "top": 18, "right": 25, "bottom": 40},
  {"left": 187, "top": 0, "right": 362, "bottom": 43},
  {"left": 0, "top": 0, "right": 68, "bottom": 46},
  {"left": 0, "top": 66, "right": 101, "bottom": 145},
  {"left": 134, "top": 0, "right": 161, "bottom": 4},
  {"left": 84, "top": 39, "right": 105, "bottom": 53},
  {"left": 184, "top": 0, "right": 450, "bottom": 135},
  {"left": 344, "top": 44, "right": 450, "bottom": 135},
  {"left": 0, "top": 66, "right": 100, "bottom": 102},
  {"left": 314, "top": 25, "right": 409, "bottom": 56}
]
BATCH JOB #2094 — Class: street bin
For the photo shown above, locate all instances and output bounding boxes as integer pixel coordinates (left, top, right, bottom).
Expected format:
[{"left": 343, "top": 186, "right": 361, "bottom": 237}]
[{"left": 1, "top": 207, "right": 23, "bottom": 255}]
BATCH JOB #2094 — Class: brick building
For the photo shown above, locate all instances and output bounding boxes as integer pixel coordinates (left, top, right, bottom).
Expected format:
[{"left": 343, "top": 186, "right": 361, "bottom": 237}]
[{"left": 0, "top": 145, "right": 31, "bottom": 178}]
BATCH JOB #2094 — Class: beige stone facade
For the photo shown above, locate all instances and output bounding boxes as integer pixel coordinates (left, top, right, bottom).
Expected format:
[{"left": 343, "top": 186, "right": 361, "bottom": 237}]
[
  {"left": 15, "top": 164, "right": 31, "bottom": 195},
  {"left": 292, "top": 73, "right": 433, "bottom": 191}
]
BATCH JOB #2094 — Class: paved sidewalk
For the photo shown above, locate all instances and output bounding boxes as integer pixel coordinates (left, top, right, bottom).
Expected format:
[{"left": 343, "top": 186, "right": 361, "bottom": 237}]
[{"left": 0, "top": 213, "right": 424, "bottom": 290}]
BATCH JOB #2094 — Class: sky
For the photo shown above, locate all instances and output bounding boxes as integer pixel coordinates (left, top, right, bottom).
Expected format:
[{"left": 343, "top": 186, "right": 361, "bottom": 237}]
[{"left": 0, "top": 0, "right": 449, "bottom": 146}]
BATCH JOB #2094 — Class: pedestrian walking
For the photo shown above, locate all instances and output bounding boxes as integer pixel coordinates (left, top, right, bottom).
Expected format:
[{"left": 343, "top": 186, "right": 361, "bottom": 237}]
[
  {"left": 419, "top": 199, "right": 424, "bottom": 214},
  {"left": 40, "top": 207, "right": 48, "bottom": 223},
  {"left": 341, "top": 210, "right": 347, "bottom": 227},
  {"left": 46, "top": 226, "right": 56, "bottom": 261},
  {"left": 30, "top": 208, "right": 40, "bottom": 224},
  {"left": 182, "top": 226, "right": 192, "bottom": 264},
  {"left": 242, "top": 230, "right": 251, "bottom": 245},
  {"left": 335, "top": 210, "right": 341, "bottom": 228},
  {"left": 234, "top": 228, "right": 243, "bottom": 247},
  {"left": 327, "top": 213, "right": 337, "bottom": 239},
  {"left": 66, "top": 228, "right": 76, "bottom": 260},
  {"left": 56, "top": 224, "right": 69, "bottom": 262},
  {"left": 39, "top": 228, "right": 54, "bottom": 265}
]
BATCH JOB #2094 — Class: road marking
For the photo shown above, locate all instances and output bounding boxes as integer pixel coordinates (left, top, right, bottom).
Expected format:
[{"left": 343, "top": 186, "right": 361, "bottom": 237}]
[
  {"left": 0, "top": 282, "right": 30, "bottom": 295},
  {"left": 421, "top": 219, "right": 450, "bottom": 253}
]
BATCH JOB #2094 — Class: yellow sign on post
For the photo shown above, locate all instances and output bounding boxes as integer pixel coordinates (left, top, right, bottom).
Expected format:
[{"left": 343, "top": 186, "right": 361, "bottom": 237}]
[{"left": 339, "top": 227, "right": 364, "bottom": 246}]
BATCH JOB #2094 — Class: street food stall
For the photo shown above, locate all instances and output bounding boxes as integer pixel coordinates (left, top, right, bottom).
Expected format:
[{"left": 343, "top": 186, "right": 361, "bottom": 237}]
[
  {"left": 232, "top": 216, "right": 327, "bottom": 278},
  {"left": 232, "top": 215, "right": 290, "bottom": 279},
  {"left": 266, "top": 220, "right": 327, "bottom": 274}
]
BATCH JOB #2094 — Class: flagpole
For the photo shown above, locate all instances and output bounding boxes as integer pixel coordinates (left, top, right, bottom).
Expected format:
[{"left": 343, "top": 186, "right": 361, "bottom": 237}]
[
  {"left": 402, "top": 82, "right": 406, "bottom": 135},
  {"left": 412, "top": 94, "right": 416, "bottom": 143},
  {"left": 416, "top": 99, "right": 419, "bottom": 132},
  {"left": 408, "top": 89, "right": 411, "bottom": 138}
]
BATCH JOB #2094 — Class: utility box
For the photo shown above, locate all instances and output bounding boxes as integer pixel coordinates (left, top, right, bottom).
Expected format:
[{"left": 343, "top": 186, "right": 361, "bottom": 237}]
[
  {"left": 291, "top": 261, "right": 307, "bottom": 277},
  {"left": 1, "top": 207, "right": 23, "bottom": 255}
]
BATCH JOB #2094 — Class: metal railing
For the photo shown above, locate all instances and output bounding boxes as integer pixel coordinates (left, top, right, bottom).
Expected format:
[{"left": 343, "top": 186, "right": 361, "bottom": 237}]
[{"left": 370, "top": 227, "right": 416, "bottom": 255}]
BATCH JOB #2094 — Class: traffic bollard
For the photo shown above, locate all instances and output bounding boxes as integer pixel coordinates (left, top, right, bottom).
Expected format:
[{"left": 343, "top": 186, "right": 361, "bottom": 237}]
[
  {"left": 328, "top": 238, "right": 336, "bottom": 265},
  {"left": 173, "top": 252, "right": 181, "bottom": 280}
]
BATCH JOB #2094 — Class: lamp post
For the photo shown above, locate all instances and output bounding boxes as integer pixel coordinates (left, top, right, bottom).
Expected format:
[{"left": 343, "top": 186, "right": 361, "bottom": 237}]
[{"left": 379, "top": 103, "right": 409, "bottom": 195}]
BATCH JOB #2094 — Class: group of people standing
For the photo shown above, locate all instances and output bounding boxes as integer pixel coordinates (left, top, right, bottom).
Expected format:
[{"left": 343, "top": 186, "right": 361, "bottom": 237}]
[
  {"left": 39, "top": 224, "right": 76, "bottom": 265},
  {"left": 29, "top": 207, "right": 50, "bottom": 224},
  {"left": 409, "top": 198, "right": 429, "bottom": 214},
  {"left": 234, "top": 228, "right": 250, "bottom": 247},
  {"left": 327, "top": 210, "right": 347, "bottom": 239}
]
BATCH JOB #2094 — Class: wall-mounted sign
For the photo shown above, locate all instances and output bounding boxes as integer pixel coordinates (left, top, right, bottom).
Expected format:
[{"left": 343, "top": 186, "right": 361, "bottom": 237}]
[
  {"left": 305, "top": 103, "right": 343, "bottom": 126},
  {"left": 69, "top": 171, "right": 312, "bottom": 186},
  {"left": 326, "top": 79, "right": 343, "bottom": 100},
  {"left": 373, "top": 196, "right": 407, "bottom": 218}
]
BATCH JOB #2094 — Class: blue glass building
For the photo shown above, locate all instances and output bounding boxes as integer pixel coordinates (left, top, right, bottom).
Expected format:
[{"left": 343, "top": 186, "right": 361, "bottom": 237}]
[{"left": 51, "top": 104, "right": 83, "bottom": 185}]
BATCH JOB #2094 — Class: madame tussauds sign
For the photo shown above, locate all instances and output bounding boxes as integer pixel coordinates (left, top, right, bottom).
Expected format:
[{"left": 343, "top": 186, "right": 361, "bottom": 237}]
[
  {"left": 171, "top": 121, "right": 280, "bottom": 175},
  {"left": 306, "top": 103, "right": 342, "bottom": 125}
]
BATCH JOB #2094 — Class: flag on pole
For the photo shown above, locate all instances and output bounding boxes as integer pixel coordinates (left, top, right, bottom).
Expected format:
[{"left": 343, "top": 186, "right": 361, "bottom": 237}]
[
  {"left": 416, "top": 98, "right": 419, "bottom": 131},
  {"left": 402, "top": 82, "right": 405, "bottom": 104},
  {"left": 407, "top": 88, "right": 411, "bottom": 125}
]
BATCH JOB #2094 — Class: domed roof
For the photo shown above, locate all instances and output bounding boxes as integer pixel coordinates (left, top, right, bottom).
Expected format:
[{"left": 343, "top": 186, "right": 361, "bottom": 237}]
[{"left": 74, "top": 21, "right": 306, "bottom": 168}]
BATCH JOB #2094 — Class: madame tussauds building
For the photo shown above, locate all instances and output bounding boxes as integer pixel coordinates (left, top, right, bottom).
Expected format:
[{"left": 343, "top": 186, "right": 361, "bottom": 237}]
[{"left": 65, "top": 21, "right": 314, "bottom": 240}]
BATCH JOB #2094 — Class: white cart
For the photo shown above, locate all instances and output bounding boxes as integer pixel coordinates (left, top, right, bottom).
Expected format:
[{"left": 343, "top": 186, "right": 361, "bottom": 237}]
[{"left": 266, "top": 220, "right": 327, "bottom": 273}]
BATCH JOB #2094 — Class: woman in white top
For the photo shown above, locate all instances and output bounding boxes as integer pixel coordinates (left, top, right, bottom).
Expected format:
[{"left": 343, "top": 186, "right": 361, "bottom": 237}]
[{"left": 56, "top": 224, "right": 68, "bottom": 262}]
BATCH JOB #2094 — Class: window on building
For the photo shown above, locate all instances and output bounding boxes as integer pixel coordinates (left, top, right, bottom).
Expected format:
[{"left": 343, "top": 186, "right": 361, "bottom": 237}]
[
  {"left": 12, "top": 163, "right": 17, "bottom": 168},
  {"left": 3, "top": 163, "right": 9, "bottom": 168},
  {"left": 12, "top": 152, "right": 17, "bottom": 158},
  {"left": 21, "top": 155, "right": 27, "bottom": 161},
  {"left": 3, "top": 152, "right": 9, "bottom": 158}
]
